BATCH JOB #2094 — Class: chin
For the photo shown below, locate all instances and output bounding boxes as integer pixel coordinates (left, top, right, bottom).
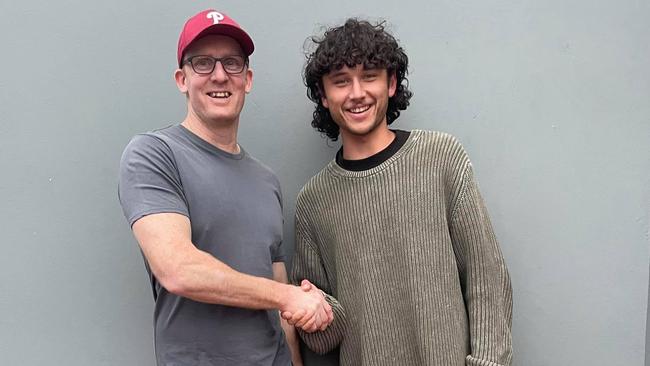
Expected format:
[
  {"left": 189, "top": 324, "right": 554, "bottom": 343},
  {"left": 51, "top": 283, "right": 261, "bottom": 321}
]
[
  {"left": 344, "top": 121, "right": 381, "bottom": 136},
  {"left": 204, "top": 113, "right": 237, "bottom": 124}
]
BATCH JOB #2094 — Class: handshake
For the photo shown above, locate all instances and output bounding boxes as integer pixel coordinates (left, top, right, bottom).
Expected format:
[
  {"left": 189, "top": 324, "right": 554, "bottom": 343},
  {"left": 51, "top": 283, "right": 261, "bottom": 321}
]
[{"left": 280, "top": 279, "right": 334, "bottom": 333}]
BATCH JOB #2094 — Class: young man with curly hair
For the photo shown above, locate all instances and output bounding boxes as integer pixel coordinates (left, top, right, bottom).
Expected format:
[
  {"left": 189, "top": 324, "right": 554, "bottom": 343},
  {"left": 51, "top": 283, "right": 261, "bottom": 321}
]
[{"left": 286, "top": 19, "right": 513, "bottom": 365}]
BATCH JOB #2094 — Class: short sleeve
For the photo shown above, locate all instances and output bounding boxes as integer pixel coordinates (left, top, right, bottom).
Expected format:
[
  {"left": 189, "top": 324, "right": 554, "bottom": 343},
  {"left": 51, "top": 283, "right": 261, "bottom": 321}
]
[
  {"left": 118, "top": 134, "right": 188, "bottom": 227},
  {"left": 271, "top": 245, "right": 287, "bottom": 263}
]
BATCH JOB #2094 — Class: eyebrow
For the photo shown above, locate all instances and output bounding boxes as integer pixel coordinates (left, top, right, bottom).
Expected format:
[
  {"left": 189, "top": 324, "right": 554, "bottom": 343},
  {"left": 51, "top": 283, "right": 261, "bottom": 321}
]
[{"left": 327, "top": 70, "right": 349, "bottom": 78}]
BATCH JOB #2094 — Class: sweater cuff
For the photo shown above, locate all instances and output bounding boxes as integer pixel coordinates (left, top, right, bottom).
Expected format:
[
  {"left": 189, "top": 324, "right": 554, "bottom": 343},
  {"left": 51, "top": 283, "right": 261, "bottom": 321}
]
[
  {"left": 298, "top": 293, "right": 347, "bottom": 354},
  {"left": 466, "top": 354, "right": 511, "bottom": 366}
]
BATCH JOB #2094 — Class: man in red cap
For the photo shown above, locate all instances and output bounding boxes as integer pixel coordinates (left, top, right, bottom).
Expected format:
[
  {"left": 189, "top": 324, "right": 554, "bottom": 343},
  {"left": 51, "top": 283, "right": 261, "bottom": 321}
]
[{"left": 118, "top": 9, "right": 331, "bottom": 365}]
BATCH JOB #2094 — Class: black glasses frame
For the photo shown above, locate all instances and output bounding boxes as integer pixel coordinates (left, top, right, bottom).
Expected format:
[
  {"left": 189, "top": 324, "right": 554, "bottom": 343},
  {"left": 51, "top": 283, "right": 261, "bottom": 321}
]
[{"left": 183, "top": 55, "right": 248, "bottom": 75}]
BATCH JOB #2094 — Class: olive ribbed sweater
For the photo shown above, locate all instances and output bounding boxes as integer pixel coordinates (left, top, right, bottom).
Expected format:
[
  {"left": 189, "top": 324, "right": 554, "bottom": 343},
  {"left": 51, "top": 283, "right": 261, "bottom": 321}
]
[{"left": 291, "top": 130, "right": 512, "bottom": 366}]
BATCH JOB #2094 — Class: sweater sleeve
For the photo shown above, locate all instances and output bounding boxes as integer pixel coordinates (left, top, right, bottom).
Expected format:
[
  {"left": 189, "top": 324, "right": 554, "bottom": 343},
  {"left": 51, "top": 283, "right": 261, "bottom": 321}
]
[
  {"left": 290, "top": 207, "right": 348, "bottom": 354},
  {"left": 449, "top": 163, "right": 513, "bottom": 366}
]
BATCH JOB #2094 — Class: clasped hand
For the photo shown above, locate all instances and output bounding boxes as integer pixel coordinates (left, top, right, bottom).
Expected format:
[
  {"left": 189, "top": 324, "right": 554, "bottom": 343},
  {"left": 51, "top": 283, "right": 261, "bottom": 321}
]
[{"left": 281, "top": 279, "right": 334, "bottom": 333}]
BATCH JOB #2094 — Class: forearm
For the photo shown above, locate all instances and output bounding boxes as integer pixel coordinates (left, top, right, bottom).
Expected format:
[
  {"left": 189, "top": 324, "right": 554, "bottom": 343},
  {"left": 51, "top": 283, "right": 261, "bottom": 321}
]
[
  {"left": 280, "top": 316, "right": 303, "bottom": 366},
  {"left": 462, "top": 263, "right": 512, "bottom": 366},
  {"left": 291, "top": 224, "right": 346, "bottom": 353},
  {"left": 161, "top": 248, "right": 291, "bottom": 309},
  {"left": 133, "top": 213, "right": 296, "bottom": 311}
]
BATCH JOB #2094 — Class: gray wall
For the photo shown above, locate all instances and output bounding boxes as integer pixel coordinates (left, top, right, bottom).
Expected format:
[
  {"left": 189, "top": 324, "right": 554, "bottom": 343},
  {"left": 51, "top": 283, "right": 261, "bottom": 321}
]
[{"left": 1, "top": 1, "right": 648, "bottom": 365}]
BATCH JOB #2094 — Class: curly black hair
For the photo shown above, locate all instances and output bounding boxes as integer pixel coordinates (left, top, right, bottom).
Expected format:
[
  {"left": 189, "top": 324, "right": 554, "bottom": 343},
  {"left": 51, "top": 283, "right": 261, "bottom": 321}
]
[{"left": 303, "top": 18, "right": 413, "bottom": 141}]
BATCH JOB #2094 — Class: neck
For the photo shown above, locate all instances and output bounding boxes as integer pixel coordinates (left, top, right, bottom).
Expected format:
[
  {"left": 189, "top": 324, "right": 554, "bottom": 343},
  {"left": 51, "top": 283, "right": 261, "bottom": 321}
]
[
  {"left": 340, "top": 123, "right": 395, "bottom": 160},
  {"left": 181, "top": 113, "right": 240, "bottom": 154}
]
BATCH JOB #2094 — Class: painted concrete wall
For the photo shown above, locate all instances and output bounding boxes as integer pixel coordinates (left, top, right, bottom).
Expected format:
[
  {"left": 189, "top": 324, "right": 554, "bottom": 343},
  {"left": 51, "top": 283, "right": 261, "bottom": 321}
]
[{"left": 1, "top": 1, "right": 648, "bottom": 365}]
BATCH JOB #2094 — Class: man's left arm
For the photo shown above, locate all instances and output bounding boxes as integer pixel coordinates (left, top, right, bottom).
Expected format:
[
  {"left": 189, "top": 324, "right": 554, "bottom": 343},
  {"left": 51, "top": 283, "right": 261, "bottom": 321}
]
[
  {"left": 449, "top": 164, "right": 513, "bottom": 366},
  {"left": 273, "top": 262, "right": 303, "bottom": 366}
]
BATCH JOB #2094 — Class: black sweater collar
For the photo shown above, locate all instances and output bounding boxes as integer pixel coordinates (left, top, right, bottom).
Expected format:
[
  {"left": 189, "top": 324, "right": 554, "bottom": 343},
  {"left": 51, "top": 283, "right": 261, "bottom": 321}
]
[{"left": 336, "top": 130, "right": 411, "bottom": 171}]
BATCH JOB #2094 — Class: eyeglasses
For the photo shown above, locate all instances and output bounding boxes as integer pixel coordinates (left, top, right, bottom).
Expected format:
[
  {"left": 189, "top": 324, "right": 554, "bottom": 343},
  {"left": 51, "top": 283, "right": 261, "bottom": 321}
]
[{"left": 183, "top": 55, "right": 248, "bottom": 75}]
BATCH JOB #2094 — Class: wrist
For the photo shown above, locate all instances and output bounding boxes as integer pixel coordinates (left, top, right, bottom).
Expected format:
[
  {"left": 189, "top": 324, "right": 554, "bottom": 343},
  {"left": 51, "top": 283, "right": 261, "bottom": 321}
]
[{"left": 274, "top": 282, "right": 295, "bottom": 311}]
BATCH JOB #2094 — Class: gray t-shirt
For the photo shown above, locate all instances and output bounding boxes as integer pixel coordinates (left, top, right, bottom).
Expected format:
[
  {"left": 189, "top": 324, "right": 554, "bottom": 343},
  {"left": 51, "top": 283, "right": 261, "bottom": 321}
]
[{"left": 118, "top": 124, "right": 291, "bottom": 366}]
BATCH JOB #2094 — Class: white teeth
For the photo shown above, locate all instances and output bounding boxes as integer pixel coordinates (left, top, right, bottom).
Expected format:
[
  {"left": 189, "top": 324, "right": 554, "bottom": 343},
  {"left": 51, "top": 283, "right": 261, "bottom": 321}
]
[
  {"left": 349, "top": 105, "right": 370, "bottom": 113},
  {"left": 208, "top": 92, "right": 231, "bottom": 98}
]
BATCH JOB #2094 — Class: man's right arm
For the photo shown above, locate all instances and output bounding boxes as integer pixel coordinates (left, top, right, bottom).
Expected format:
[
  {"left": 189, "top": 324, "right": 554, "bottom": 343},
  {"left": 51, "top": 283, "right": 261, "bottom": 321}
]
[
  {"left": 132, "top": 212, "right": 331, "bottom": 325},
  {"left": 289, "top": 205, "right": 349, "bottom": 354},
  {"left": 119, "top": 135, "right": 330, "bottom": 326}
]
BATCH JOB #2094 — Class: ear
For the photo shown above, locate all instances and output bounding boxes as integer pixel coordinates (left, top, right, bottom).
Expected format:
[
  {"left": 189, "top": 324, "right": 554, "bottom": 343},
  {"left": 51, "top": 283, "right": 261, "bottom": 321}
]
[
  {"left": 174, "top": 68, "right": 188, "bottom": 94},
  {"left": 319, "top": 84, "right": 329, "bottom": 109},
  {"left": 244, "top": 68, "right": 253, "bottom": 94},
  {"left": 388, "top": 72, "right": 397, "bottom": 98},
  {"left": 321, "top": 96, "right": 329, "bottom": 109}
]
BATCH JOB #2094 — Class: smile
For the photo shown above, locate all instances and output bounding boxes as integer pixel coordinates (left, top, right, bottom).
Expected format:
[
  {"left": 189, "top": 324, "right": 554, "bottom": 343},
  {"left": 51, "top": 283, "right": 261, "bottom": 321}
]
[
  {"left": 348, "top": 105, "right": 371, "bottom": 114},
  {"left": 207, "top": 91, "right": 232, "bottom": 98}
]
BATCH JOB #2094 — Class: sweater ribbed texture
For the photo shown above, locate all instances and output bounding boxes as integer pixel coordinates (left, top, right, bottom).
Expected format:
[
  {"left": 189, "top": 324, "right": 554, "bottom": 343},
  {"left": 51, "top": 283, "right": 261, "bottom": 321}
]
[{"left": 291, "top": 130, "right": 512, "bottom": 366}]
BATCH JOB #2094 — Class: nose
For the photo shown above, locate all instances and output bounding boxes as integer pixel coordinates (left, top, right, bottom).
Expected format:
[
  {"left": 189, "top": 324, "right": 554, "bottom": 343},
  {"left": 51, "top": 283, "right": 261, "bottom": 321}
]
[
  {"left": 210, "top": 61, "right": 229, "bottom": 83},
  {"left": 349, "top": 78, "right": 365, "bottom": 100}
]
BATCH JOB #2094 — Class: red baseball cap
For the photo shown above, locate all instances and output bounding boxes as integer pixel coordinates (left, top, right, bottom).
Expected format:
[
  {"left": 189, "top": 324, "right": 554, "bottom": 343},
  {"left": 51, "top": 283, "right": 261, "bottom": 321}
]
[{"left": 177, "top": 9, "right": 255, "bottom": 67}]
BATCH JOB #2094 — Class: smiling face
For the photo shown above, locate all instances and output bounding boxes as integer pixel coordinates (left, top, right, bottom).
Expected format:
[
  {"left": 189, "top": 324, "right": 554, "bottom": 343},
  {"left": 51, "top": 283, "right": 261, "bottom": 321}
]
[
  {"left": 174, "top": 34, "right": 253, "bottom": 127},
  {"left": 320, "top": 64, "right": 397, "bottom": 141}
]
